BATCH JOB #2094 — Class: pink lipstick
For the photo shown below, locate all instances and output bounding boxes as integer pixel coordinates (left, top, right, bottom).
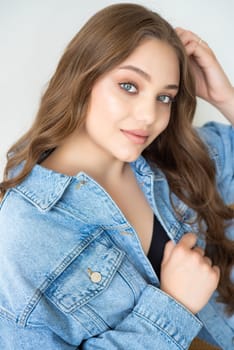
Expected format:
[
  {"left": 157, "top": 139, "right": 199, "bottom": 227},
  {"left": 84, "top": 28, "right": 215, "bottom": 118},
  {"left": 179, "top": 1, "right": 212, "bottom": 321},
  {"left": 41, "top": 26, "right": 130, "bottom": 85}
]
[{"left": 121, "top": 129, "right": 149, "bottom": 144}]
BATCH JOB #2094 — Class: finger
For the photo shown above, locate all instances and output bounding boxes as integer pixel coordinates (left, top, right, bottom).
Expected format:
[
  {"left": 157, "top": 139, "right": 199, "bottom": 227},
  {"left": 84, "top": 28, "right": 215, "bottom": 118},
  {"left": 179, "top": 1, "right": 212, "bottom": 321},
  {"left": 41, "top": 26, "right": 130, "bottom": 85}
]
[
  {"left": 162, "top": 240, "right": 175, "bottom": 264},
  {"left": 192, "top": 246, "right": 205, "bottom": 256},
  {"left": 179, "top": 232, "right": 197, "bottom": 249},
  {"left": 175, "top": 28, "right": 201, "bottom": 46},
  {"left": 183, "top": 40, "right": 209, "bottom": 58},
  {"left": 175, "top": 28, "right": 209, "bottom": 56},
  {"left": 175, "top": 27, "right": 186, "bottom": 36},
  {"left": 212, "top": 265, "right": 221, "bottom": 280},
  {"left": 203, "top": 256, "right": 213, "bottom": 266}
]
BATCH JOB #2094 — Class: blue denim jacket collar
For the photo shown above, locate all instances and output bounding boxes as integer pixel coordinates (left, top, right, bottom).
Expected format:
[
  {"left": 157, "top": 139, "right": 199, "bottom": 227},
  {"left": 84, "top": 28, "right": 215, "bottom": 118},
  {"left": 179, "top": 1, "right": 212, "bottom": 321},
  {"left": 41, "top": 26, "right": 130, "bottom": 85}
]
[
  {"left": 15, "top": 165, "right": 72, "bottom": 211},
  {"left": 14, "top": 154, "right": 195, "bottom": 244},
  {"left": 14, "top": 156, "right": 156, "bottom": 212}
]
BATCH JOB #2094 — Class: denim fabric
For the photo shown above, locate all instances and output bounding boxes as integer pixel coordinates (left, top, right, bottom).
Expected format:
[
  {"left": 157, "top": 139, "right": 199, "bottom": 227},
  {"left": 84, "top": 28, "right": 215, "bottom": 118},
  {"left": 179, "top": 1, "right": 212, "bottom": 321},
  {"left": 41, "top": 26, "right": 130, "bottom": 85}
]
[{"left": 0, "top": 122, "right": 233, "bottom": 349}]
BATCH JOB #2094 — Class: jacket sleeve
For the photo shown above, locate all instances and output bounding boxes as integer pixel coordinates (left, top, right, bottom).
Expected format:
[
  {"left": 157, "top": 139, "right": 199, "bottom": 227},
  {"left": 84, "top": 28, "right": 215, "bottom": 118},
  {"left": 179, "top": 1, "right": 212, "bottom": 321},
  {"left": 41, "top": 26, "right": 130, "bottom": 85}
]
[
  {"left": 197, "top": 121, "right": 234, "bottom": 205},
  {"left": 81, "top": 285, "right": 202, "bottom": 349},
  {"left": 0, "top": 285, "right": 202, "bottom": 350}
]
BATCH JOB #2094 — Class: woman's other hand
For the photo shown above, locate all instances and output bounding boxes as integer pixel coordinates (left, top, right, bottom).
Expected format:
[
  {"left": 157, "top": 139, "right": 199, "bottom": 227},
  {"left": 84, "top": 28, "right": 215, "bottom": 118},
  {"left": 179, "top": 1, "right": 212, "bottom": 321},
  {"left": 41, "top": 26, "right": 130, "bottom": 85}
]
[
  {"left": 160, "top": 233, "right": 220, "bottom": 314},
  {"left": 176, "top": 27, "right": 234, "bottom": 124}
]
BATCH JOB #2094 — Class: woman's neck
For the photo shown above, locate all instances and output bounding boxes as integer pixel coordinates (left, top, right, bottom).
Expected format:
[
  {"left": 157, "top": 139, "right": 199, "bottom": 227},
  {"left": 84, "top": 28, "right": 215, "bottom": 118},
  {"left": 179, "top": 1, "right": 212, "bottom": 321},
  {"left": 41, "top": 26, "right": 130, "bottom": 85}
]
[{"left": 40, "top": 130, "right": 128, "bottom": 183}]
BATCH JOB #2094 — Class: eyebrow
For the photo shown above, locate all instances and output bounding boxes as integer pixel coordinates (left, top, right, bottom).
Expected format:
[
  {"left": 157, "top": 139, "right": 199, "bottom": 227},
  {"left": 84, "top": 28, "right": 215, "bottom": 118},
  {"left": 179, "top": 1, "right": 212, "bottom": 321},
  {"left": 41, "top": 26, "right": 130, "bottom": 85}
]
[{"left": 119, "top": 65, "right": 179, "bottom": 90}]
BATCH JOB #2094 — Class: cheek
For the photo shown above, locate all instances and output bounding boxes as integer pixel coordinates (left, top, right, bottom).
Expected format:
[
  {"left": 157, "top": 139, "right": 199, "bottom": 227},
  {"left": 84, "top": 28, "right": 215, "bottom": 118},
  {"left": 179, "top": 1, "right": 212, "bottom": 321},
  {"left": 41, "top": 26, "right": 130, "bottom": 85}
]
[
  {"left": 90, "top": 88, "right": 126, "bottom": 124},
  {"left": 150, "top": 110, "right": 171, "bottom": 143},
  {"left": 158, "top": 108, "right": 171, "bottom": 130}
]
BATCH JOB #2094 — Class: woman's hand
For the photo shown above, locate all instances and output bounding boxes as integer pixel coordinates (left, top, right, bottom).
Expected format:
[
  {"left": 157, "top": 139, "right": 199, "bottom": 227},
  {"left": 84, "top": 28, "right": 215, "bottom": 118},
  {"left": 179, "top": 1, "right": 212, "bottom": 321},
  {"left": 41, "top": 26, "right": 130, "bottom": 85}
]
[
  {"left": 176, "top": 27, "right": 234, "bottom": 124},
  {"left": 160, "top": 233, "right": 220, "bottom": 314}
]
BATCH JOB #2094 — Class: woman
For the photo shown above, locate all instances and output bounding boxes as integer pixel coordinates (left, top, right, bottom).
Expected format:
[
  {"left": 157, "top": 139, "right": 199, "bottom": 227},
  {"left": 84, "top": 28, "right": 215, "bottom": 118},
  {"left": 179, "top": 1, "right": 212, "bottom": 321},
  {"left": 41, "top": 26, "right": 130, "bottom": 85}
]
[{"left": 0, "top": 3, "right": 233, "bottom": 349}]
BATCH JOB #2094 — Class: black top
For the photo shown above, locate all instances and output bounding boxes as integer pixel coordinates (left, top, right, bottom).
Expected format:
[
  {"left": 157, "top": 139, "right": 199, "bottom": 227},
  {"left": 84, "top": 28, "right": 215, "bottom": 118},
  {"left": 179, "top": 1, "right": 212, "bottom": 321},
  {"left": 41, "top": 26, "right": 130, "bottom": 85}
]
[{"left": 147, "top": 215, "right": 170, "bottom": 279}]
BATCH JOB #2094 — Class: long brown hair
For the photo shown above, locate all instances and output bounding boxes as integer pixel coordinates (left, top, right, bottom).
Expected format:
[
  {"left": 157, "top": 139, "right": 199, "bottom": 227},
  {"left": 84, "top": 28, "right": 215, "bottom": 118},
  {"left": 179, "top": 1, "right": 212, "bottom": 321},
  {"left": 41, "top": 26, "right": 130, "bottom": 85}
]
[{"left": 1, "top": 3, "right": 233, "bottom": 313}]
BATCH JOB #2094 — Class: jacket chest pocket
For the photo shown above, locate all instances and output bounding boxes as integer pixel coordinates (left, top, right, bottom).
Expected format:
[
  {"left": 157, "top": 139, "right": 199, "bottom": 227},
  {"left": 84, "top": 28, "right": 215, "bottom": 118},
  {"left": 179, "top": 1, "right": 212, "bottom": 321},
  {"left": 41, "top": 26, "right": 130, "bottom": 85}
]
[{"left": 45, "top": 231, "right": 144, "bottom": 334}]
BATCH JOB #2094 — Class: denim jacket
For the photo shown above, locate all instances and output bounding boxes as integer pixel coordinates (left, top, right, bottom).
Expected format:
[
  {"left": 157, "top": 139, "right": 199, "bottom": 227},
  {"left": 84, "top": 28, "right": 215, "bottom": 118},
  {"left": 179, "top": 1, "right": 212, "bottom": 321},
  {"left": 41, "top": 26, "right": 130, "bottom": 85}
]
[{"left": 0, "top": 122, "right": 233, "bottom": 349}]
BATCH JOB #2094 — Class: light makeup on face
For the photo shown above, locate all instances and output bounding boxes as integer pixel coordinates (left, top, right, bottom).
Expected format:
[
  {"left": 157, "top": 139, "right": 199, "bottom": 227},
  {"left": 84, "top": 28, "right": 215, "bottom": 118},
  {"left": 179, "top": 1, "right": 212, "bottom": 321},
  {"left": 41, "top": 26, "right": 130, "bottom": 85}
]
[{"left": 116, "top": 64, "right": 179, "bottom": 106}]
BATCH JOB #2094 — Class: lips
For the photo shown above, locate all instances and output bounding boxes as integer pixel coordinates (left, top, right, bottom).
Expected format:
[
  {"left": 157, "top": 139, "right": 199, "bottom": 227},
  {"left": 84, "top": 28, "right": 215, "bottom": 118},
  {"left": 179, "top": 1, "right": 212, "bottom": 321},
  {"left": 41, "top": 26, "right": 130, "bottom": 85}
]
[{"left": 121, "top": 129, "right": 149, "bottom": 144}]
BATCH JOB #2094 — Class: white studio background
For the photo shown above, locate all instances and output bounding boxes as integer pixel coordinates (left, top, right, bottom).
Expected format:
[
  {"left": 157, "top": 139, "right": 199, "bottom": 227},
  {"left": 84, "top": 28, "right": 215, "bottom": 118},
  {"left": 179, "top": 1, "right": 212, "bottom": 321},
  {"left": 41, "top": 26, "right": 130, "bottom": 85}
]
[{"left": 0, "top": 0, "right": 234, "bottom": 176}]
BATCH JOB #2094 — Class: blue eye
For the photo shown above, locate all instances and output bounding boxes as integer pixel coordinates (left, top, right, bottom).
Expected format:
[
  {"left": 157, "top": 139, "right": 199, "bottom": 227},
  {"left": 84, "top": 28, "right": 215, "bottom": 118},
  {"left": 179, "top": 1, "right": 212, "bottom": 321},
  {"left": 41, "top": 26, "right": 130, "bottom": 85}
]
[
  {"left": 157, "top": 95, "right": 175, "bottom": 104},
  {"left": 119, "top": 82, "right": 137, "bottom": 93}
]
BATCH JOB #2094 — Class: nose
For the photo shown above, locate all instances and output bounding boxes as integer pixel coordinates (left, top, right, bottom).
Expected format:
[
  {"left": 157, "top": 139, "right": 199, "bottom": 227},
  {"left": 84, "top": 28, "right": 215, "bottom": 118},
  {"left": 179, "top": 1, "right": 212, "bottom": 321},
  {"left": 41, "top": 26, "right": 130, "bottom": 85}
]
[{"left": 134, "top": 97, "right": 156, "bottom": 125}]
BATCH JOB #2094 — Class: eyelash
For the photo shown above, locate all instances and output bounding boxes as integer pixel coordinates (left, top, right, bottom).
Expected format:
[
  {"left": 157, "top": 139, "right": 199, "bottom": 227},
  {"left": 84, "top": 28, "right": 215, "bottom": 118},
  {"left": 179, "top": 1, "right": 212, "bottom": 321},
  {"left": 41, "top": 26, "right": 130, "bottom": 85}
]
[
  {"left": 157, "top": 95, "right": 176, "bottom": 104},
  {"left": 119, "top": 82, "right": 138, "bottom": 94},
  {"left": 119, "top": 82, "right": 176, "bottom": 105}
]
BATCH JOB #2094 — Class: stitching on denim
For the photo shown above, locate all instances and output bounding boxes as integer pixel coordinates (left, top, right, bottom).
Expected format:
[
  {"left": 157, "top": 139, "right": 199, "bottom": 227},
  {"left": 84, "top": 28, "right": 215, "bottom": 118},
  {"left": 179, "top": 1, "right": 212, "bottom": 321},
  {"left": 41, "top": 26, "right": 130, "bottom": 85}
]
[
  {"left": 117, "top": 261, "right": 141, "bottom": 303},
  {"left": 77, "top": 304, "right": 110, "bottom": 333},
  {"left": 133, "top": 310, "right": 185, "bottom": 350},
  {"left": 0, "top": 307, "right": 15, "bottom": 322},
  {"left": 14, "top": 176, "right": 72, "bottom": 211},
  {"left": 71, "top": 312, "right": 94, "bottom": 337},
  {"left": 55, "top": 246, "right": 124, "bottom": 312},
  {"left": 18, "top": 228, "right": 104, "bottom": 326}
]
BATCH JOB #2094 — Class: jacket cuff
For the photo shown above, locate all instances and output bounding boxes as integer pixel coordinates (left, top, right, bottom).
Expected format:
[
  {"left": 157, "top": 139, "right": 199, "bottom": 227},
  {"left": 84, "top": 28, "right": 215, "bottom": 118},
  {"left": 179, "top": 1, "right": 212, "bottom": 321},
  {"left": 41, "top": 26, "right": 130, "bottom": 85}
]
[{"left": 133, "top": 285, "right": 203, "bottom": 349}]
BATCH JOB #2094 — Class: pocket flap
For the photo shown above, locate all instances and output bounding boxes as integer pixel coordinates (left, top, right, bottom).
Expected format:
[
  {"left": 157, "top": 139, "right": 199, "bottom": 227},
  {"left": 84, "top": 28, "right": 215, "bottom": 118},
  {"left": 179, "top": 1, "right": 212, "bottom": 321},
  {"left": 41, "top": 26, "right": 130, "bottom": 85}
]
[{"left": 46, "top": 234, "right": 124, "bottom": 313}]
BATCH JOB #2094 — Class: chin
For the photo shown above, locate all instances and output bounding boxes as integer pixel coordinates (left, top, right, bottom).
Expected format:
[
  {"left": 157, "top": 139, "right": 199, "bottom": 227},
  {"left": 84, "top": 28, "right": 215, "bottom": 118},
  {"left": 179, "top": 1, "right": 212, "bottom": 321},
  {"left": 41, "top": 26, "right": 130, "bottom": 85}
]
[{"left": 118, "top": 152, "right": 141, "bottom": 163}]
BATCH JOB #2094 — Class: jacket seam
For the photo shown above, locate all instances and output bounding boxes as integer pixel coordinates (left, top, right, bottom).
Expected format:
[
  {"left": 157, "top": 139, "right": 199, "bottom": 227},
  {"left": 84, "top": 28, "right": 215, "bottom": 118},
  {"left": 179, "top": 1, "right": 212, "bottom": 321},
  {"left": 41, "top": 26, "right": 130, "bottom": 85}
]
[
  {"left": 18, "top": 228, "right": 104, "bottom": 326},
  {"left": 133, "top": 310, "right": 185, "bottom": 350},
  {"left": 117, "top": 266, "right": 139, "bottom": 303},
  {"left": 75, "top": 304, "right": 110, "bottom": 334},
  {"left": 0, "top": 306, "right": 15, "bottom": 322}
]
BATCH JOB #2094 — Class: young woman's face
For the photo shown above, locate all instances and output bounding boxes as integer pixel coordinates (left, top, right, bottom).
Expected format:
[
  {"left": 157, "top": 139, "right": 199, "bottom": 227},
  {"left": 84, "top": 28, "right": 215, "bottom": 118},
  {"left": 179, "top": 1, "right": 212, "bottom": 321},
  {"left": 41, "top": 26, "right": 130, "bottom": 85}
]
[{"left": 83, "top": 38, "right": 180, "bottom": 163}]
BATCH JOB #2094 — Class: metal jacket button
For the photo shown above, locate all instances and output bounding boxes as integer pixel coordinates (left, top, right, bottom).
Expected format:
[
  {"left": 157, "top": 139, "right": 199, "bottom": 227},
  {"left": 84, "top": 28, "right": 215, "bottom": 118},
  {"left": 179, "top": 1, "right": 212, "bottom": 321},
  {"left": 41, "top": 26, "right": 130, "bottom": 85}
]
[{"left": 87, "top": 268, "right": 102, "bottom": 283}]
